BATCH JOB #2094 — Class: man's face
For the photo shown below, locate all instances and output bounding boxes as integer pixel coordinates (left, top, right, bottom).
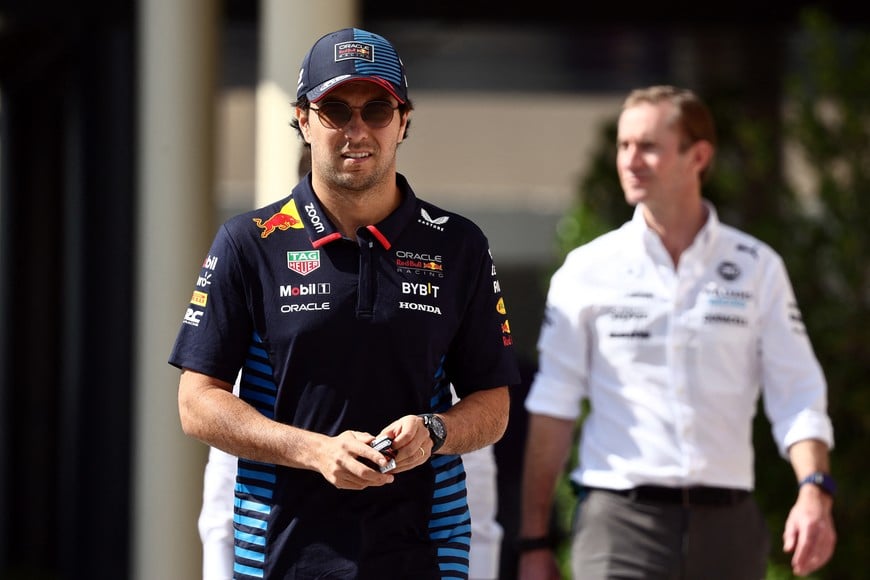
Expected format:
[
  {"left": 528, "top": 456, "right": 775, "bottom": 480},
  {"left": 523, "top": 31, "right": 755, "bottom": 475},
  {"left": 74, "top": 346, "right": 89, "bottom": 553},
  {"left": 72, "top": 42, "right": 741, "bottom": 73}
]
[
  {"left": 298, "top": 81, "right": 408, "bottom": 193},
  {"left": 616, "top": 101, "right": 699, "bottom": 208}
]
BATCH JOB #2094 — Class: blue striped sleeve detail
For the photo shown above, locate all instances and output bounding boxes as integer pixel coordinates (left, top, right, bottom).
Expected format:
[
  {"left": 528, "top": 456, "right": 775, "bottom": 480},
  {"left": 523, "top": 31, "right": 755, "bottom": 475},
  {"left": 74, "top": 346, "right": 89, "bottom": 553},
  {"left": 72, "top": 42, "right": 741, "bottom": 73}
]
[
  {"left": 237, "top": 483, "right": 273, "bottom": 498},
  {"left": 236, "top": 546, "right": 265, "bottom": 563},
  {"left": 244, "top": 359, "right": 272, "bottom": 374},
  {"left": 237, "top": 467, "right": 276, "bottom": 484},
  {"left": 432, "top": 496, "right": 470, "bottom": 514},
  {"left": 236, "top": 498, "right": 270, "bottom": 515},
  {"left": 433, "top": 480, "right": 466, "bottom": 499},
  {"left": 450, "top": 534, "right": 471, "bottom": 547},
  {"left": 233, "top": 562, "right": 265, "bottom": 578},
  {"left": 243, "top": 374, "right": 277, "bottom": 391},
  {"left": 234, "top": 527, "right": 266, "bottom": 546},
  {"left": 439, "top": 560, "right": 472, "bottom": 571},
  {"left": 435, "top": 462, "right": 467, "bottom": 483},
  {"left": 430, "top": 521, "right": 472, "bottom": 537},
  {"left": 235, "top": 513, "right": 267, "bottom": 530},
  {"left": 440, "top": 547, "right": 472, "bottom": 559}
]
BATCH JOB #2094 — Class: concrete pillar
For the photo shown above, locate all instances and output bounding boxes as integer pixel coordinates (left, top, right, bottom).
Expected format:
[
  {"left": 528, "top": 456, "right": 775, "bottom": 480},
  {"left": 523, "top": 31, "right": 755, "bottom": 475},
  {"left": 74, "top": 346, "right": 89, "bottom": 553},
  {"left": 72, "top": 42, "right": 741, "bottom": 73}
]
[
  {"left": 255, "top": 0, "right": 358, "bottom": 206},
  {"left": 132, "top": 1, "right": 218, "bottom": 579}
]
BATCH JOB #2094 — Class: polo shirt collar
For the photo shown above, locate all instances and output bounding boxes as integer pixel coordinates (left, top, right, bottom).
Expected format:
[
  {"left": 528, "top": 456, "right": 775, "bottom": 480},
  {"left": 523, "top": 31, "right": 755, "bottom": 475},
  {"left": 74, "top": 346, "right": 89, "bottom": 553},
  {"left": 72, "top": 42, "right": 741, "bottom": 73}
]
[{"left": 291, "top": 172, "right": 418, "bottom": 250}]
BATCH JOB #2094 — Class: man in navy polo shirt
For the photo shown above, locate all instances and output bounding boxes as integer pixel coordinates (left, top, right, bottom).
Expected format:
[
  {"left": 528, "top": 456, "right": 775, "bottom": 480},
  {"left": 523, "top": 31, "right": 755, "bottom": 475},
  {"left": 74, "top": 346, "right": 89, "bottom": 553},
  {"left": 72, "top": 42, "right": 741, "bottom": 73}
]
[{"left": 170, "top": 28, "right": 520, "bottom": 580}]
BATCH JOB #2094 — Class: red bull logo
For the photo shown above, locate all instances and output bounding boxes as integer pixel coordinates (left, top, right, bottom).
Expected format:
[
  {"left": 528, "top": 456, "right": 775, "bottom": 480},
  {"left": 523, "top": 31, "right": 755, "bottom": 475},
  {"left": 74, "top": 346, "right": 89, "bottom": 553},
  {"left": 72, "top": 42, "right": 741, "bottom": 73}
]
[{"left": 253, "top": 199, "right": 304, "bottom": 238}]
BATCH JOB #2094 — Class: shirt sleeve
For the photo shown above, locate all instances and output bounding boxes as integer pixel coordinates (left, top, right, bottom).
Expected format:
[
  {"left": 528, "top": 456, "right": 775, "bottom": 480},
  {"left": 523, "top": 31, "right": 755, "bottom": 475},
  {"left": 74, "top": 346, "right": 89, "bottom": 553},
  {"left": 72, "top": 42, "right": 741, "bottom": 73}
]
[
  {"left": 463, "top": 444, "right": 502, "bottom": 579},
  {"left": 168, "top": 224, "right": 253, "bottom": 384},
  {"left": 447, "top": 239, "right": 521, "bottom": 397},
  {"left": 525, "top": 252, "right": 588, "bottom": 420},
  {"left": 758, "top": 251, "right": 834, "bottom": 457}
]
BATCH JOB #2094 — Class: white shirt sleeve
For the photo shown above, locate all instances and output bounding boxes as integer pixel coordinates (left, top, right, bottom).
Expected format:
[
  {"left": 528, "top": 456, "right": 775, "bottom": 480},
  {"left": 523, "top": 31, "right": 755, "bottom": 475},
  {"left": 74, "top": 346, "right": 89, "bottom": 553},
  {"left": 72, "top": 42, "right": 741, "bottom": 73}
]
[
  {"left": 464, "top": 444, "right": 502, "bottom": 580},
  {"left": 525, "top": 250, "right": 589, "bottom": 420},
  {"left": 757, "top": 252, "right": 834, "bottom": 456}
]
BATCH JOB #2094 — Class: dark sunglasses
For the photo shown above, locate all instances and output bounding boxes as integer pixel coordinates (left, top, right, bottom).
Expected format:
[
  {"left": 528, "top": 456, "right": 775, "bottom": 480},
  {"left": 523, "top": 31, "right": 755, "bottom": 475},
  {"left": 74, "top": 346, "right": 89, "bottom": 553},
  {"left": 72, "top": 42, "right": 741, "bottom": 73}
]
[{"left": 309, "top": 100, "right": 399, "bottom": 130}]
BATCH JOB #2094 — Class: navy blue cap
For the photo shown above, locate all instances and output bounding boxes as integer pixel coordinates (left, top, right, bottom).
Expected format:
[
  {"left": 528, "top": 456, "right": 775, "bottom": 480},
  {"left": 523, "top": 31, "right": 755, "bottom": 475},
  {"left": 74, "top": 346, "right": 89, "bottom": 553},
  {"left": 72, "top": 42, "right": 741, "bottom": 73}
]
[{"left": 296, "top": 28, "right": 408, "bottom": 104}]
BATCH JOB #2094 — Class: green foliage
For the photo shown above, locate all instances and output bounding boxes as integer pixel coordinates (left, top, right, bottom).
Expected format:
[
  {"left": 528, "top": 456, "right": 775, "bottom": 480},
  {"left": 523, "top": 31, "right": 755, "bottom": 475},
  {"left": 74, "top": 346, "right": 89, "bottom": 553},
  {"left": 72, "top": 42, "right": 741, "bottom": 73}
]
[
  {"left": 554, "top": 7, "right": 869, "bottom": 579},
  {"left": 773, "top": 9, "right": 870, "bottom": 579},
  {"left": 554, "top": 121, "right": 629, "bottom": 262}
]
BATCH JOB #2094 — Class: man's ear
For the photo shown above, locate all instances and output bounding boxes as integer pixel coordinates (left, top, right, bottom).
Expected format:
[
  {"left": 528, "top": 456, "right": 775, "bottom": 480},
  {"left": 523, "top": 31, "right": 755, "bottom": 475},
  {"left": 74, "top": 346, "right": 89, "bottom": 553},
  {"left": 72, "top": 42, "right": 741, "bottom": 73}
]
[
  {"left": 693, "top": 140, "right": 714, "bottom": 174},
  {"left": 397, "top": 110, "right": 411, "bottom": 144},
  {"left": 297, "top": 107, "right": 311, "bottom": 143}
]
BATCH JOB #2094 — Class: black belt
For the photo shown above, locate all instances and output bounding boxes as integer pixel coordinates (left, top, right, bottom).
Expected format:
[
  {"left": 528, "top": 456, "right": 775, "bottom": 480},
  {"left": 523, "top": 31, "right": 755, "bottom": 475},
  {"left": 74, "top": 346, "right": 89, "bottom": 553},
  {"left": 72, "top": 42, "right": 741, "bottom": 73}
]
[{"left": 588, "top": 485, "right": 750, "bottom": 506}]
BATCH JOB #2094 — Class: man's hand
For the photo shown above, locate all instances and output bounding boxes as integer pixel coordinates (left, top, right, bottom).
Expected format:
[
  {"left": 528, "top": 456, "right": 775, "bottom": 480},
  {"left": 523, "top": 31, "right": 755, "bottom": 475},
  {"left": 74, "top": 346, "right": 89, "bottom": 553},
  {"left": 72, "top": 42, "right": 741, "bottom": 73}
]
[
  {"left": 783, "top": 485, "right": 837, "bottom": 576},
  {"left": 372, "top": 415, "right": 436, "bottom": 474},
  {"left": 314, "top": 431, "right": 395, "bottom": 490}
]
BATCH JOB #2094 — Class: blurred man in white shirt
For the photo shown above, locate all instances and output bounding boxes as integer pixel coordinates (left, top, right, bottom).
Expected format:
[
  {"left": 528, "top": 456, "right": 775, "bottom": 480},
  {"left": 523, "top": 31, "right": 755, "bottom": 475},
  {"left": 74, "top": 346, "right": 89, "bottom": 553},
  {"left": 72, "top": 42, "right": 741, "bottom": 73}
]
[{"left": 518, "top": 85, "right": 835, "bottom": 580}]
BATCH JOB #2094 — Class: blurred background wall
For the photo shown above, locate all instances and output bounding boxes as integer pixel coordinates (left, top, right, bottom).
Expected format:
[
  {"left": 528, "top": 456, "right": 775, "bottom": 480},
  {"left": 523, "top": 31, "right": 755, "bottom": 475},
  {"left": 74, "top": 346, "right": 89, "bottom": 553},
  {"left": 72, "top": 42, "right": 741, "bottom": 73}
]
[{"left": 0, "top": 1, "right": 867, "bottom": 578}]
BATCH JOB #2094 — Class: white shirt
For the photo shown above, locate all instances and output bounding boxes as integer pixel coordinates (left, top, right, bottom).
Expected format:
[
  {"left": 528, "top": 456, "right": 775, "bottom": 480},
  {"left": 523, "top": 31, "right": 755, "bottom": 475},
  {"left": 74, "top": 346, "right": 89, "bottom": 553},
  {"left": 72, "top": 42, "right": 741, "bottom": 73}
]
[{"left": 525, "top": 202, "right": 834, "bottom": 491}]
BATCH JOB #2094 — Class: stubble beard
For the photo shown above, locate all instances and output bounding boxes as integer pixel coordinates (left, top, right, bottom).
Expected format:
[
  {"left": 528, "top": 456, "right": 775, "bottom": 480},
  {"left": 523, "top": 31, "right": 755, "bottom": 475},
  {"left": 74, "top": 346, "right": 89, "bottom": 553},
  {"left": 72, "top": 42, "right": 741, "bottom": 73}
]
[{"left": 319, "top": 144, "right": 396, "bottom": 195}]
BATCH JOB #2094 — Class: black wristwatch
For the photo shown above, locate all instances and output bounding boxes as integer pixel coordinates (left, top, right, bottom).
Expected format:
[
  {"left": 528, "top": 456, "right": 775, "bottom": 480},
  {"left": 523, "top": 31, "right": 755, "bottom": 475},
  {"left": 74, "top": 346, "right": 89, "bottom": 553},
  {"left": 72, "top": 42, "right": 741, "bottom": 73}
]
[
  {"left": 799, "top": 472, "right": 837, "bottom": 497},
  {"left": 418, "top": 413, "right": 447, "bottom": 454}
]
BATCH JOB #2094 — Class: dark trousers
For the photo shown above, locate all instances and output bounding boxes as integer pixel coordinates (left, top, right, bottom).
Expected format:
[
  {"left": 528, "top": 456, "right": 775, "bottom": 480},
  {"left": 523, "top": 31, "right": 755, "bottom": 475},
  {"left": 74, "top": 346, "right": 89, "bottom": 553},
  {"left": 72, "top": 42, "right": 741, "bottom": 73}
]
[{"left": 570, "top": 487, "right": 770, "bottom": 580}]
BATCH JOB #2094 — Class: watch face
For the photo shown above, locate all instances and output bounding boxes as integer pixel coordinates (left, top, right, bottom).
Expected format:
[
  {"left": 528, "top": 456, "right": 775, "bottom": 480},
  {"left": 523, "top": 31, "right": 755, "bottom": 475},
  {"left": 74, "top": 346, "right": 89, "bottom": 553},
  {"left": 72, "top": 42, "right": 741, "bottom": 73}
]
[
  {"left": 430, "top": 415, "right": 446, "bottom": 439},
  {"left": 420, "top": 414, "right": 446, "bottom": 453}
]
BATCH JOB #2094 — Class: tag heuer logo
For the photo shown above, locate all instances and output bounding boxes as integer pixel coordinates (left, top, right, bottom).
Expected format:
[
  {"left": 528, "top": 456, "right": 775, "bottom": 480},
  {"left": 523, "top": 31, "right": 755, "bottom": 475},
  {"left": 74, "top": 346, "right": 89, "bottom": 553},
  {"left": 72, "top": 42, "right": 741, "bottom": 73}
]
[{"left": 287, "top": 250, "right": 321, "bottom": 276}]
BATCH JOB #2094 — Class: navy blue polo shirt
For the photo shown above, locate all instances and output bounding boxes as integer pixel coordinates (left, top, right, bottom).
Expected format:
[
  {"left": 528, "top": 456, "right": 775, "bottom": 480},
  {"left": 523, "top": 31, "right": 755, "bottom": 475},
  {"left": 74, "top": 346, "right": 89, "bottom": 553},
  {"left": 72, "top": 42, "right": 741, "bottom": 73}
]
[{"left": 169, "top": 173, "right": 520, "bottom": 579}]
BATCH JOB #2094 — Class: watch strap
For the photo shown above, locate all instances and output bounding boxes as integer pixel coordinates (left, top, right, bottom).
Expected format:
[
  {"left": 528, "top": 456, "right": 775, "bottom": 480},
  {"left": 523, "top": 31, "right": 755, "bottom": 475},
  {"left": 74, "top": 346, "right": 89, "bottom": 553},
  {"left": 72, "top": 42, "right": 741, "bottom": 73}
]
[
  {"left": 516, "top": 536, "right": 555, "bottom": 553},
  {"left": 799, "top": 471, "right": 837, "bottom": 497}
]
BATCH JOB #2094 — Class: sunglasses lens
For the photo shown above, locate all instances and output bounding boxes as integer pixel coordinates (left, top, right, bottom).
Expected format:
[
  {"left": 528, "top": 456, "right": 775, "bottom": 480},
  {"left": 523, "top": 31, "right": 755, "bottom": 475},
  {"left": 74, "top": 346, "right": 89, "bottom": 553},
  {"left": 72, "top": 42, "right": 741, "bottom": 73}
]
[
  {"left": 313, "top": 101, "right": 397, "bottom": 129},
  {"left": 362, "top": 102, "right": 396, "bottom": 128},
  {"left": 316, "top": 103, "right": 352, "bottom": 129}
]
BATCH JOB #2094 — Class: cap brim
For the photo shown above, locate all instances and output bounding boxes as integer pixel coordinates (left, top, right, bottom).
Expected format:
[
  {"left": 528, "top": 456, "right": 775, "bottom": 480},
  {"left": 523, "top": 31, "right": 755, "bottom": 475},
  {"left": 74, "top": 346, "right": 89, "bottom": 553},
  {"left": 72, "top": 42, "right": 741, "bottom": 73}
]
[{"left": 307, "top": 76, "right": 406, "bottom": 104}]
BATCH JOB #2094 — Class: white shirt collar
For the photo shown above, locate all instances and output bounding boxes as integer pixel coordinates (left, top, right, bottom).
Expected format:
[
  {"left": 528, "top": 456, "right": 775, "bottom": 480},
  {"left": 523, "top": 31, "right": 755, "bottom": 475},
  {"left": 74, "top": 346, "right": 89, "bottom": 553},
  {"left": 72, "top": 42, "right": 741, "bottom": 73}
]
[{"left": 629, "top": 200, "right": 721, "bottom": 267}]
